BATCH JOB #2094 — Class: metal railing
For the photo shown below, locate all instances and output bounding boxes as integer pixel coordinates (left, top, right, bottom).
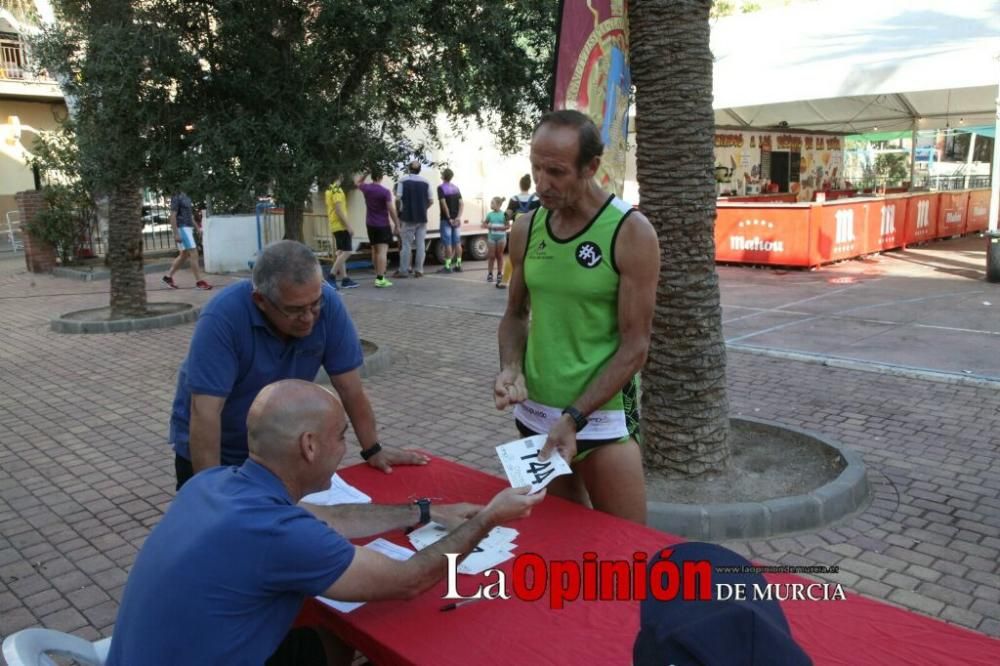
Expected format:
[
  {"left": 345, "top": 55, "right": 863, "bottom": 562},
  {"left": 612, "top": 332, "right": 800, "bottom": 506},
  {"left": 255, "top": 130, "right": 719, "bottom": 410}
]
[
  {"left": 75, "top": 203, "right": 177, "bottom": 258},
  {"left": 0, "top": 34, "right": 51, "bottom": 82},
  {"left": 140, "top": 202, "right": 177, "bottom": 252},
  {"left": 260, "top": 208, "right": 336, "bottom": 255},
  {"left": 928, "top": 175, "right": 991, "bottom": 191}
]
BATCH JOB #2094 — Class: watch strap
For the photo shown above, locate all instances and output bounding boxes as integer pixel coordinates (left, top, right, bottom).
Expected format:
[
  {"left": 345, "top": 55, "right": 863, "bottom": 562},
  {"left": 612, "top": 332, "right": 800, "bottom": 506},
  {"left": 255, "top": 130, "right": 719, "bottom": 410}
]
[
  {"left": 360, "top": 442, "right": 383, "bottom": 461},
  {"left": 413, "top": 498, "right": 431, "bottom": 527},
  {"left": 561, "top": 406, "right": 588, "bottom": 433}
]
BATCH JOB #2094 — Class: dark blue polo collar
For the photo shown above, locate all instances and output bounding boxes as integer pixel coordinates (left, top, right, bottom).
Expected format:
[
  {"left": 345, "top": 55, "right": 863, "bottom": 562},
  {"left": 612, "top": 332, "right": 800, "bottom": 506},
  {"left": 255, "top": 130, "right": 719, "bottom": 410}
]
[{"left": 238, "top": 458, "right": 293, "bottom": 505}]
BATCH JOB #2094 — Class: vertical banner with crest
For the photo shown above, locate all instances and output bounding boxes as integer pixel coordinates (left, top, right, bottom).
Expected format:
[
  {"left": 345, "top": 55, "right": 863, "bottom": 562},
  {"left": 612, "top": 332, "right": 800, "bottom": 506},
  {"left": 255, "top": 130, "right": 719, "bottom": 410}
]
[{"left": 552, "top": 0, "right": 631, "bottom": 198}]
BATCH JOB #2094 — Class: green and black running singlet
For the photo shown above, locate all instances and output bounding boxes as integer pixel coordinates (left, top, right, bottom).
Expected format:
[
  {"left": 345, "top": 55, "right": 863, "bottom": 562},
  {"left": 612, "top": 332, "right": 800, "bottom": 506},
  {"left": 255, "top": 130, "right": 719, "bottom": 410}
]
[{"left": 513, "top": 194, "right": 640, "bottom": 440}]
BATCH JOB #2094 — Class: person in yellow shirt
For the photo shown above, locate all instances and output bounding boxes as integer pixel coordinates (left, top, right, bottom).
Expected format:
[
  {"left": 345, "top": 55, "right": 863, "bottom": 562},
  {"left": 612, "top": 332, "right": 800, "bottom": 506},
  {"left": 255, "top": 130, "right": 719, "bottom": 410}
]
[{"left": 325, "top": 177, "right": 359, "bottom": 289}]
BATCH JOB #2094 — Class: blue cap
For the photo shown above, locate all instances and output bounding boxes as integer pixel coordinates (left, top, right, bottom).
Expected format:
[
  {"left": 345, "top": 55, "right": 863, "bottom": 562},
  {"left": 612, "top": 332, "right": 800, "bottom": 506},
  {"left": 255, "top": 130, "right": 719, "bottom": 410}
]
[{"left": 633, "top": 542, "right": 812, "bottom": 666}]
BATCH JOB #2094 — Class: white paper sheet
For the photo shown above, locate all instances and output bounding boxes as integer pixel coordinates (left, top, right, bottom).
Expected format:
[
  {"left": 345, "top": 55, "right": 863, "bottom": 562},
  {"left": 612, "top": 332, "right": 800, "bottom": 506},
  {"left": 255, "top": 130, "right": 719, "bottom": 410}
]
[
  {"left": 300, "top": 473, "right": 372, "bottom": 506},
  {"left": 408, "top": 522, "right": 519, "bottom": 553},
  {"left": 315, "top": 538, "right": 413, "bottom": 613},
  {"left": 496, "top": 435, "right": 572, "bottom": 493}
]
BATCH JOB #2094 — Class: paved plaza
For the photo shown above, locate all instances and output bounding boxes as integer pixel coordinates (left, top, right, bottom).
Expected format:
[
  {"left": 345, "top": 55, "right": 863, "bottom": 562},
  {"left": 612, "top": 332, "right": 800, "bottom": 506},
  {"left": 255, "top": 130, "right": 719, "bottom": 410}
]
[{"left": 0, "top": 237, "right": 998, "bottom": 647}]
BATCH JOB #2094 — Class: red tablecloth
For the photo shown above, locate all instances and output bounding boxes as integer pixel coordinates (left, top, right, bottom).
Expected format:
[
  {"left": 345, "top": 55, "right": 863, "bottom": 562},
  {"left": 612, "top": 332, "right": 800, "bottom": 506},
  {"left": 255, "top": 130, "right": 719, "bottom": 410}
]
[{"left": 296, "top": 456, "right": 1000, "bottom": 665}]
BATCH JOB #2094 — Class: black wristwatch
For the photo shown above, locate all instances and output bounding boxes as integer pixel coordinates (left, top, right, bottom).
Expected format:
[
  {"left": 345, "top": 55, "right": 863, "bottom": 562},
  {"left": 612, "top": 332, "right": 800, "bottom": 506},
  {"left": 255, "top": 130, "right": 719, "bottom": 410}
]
[
  {"left": 360, "top": 442, "right": 383, "bottom": 461},
  {"left": 413, "top": 498, "right": 432, "bottom": 527},
  {"left": 562, "top": 406, "right": 589, "bottom": 433}
]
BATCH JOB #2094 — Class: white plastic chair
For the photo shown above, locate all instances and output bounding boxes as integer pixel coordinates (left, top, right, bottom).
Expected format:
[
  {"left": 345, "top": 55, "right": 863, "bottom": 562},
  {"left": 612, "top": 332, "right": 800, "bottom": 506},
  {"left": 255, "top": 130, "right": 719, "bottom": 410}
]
[{"left": 2, "top": 628, "right": 112, "bottom": 666}]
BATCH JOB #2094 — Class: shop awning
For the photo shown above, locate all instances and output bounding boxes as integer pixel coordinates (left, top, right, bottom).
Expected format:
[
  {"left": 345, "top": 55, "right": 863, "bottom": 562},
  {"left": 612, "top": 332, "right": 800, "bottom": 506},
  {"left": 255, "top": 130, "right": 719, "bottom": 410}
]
[{"left": 711, "top": 0, "right": 1000, "bottom": 133}]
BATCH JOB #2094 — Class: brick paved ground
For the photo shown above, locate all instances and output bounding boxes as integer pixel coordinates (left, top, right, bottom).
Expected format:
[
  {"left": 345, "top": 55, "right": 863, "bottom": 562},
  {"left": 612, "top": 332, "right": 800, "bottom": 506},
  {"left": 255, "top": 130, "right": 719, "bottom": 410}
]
[{"left": 0, "top": 251, "right": 997, "bottom": 648}]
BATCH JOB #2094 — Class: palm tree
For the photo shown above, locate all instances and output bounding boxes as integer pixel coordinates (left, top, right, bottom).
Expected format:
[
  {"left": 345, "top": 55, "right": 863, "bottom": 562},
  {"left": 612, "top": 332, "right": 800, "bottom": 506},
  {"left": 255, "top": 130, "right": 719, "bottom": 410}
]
[{"left": 630, "top": 0, "right": 731, "bottom": 476}]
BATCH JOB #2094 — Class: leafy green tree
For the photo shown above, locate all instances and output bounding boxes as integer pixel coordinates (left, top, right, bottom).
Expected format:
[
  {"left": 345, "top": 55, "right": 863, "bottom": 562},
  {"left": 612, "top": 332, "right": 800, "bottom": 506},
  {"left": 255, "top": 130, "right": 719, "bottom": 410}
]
[
  {"left": 25, "top": 122, "right": 96, "bottom": 265},
  {"left": 168, "top": 0, "right": 556, "bottom": 240},
  {"left": 32, "top": 0, "right": 200, "bottom": 317},
  {"left": 31, "top": 0, "right": 554, "bottom": 314},
  {"left": 874, "top": 153, "right": 909, "bottom": 186}
]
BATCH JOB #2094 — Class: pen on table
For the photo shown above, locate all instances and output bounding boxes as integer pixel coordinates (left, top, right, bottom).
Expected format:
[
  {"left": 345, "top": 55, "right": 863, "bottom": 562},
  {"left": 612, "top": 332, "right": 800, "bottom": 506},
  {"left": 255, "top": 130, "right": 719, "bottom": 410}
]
[{"left": 440, "top": 598, "right": 485, "bottom": 612}]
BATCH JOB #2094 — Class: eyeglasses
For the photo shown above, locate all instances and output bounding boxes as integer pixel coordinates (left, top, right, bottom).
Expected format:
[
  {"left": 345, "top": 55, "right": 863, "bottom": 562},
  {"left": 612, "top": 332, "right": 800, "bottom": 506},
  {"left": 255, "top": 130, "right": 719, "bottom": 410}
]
[{"left": 264, "top": 293, "right": 323, "bottom": 320}]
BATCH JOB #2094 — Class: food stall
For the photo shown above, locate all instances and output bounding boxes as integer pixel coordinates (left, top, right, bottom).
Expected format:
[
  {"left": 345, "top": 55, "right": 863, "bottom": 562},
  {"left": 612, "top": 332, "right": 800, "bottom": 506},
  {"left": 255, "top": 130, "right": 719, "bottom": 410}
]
[
  {"left": 702, "top": 0, "right": 997, "bottom": 267},
  {"left": 712, "top": 129, "right": 847, "bottom": 202}
]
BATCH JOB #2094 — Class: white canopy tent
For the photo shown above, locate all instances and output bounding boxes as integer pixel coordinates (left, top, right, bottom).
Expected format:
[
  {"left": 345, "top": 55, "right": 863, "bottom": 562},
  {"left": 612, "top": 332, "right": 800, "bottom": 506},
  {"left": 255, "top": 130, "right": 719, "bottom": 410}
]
[
  {"left": 710, "top": 0, "right": 1000, "bottom": 133},
  {"left": 705, "top": 0, "right": 1000, "bottom": 234}
]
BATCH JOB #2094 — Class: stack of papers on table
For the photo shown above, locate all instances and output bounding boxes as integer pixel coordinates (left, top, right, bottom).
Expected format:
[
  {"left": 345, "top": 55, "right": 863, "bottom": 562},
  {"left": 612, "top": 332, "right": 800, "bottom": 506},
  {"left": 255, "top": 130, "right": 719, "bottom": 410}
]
[
  {"left": 407, "top": 522, "right": 520, "bottom": 575},
  {"left": 300, "top": 473, "right": 372, "bottom": 505},
  {"left": 316, "top": 539, "right": 414, "bottom": 613}
]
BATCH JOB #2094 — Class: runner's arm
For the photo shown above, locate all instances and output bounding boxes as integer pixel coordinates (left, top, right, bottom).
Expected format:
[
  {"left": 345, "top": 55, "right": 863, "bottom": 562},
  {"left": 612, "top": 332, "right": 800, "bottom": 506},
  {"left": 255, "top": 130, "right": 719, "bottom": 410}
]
[
  {"left": 334, "top": 201, "right": 348, "bottom": 227},
  {"left": 168, "top": 206, "right": 179, "bottom": 240},
  {"left": 388, "top": 195, "right": 401, "bottom": 231},
  {"left": 495, "top": 213, "right": 532, "bottom": 408}
]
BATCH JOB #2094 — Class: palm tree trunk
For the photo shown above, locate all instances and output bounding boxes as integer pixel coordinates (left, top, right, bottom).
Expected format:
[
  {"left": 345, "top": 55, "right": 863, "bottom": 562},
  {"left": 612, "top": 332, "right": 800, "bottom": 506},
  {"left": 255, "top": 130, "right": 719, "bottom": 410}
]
[
  {"left": 282, "top": 200, "right": 304, "bottom": 242},
  {"left": 630, "top": 0, "right": 730, "bottom": 476},
  {"left": 107, "top": 183, "right": 147, "bottom": 318}
]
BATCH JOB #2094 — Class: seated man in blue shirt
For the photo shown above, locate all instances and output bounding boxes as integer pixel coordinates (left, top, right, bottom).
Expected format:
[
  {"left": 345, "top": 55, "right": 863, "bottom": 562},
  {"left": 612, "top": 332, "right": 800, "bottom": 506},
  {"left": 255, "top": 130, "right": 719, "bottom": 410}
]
[
  {"left": 169, "top": 239, "right": 426, "bottom": 488},
  {"left": 109, "top": 379, "right": 544, "bottom": 665}
]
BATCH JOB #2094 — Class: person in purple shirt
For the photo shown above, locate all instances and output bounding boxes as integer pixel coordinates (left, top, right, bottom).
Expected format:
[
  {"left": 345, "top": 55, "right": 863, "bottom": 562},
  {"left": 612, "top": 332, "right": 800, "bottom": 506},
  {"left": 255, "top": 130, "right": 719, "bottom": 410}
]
[
  {"left": 437, "top": 167, "right": 465, "bottom": 273},
  {"left": 358, "top": 169, "right": 400, "bottom": 288}
]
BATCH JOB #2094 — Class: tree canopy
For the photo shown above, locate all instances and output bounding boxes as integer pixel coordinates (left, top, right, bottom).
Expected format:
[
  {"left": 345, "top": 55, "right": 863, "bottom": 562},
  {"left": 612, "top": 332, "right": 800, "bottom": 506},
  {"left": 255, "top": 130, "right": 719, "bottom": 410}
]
[{"left": 36, "top": 0, "right": 556, "bottom": 236}]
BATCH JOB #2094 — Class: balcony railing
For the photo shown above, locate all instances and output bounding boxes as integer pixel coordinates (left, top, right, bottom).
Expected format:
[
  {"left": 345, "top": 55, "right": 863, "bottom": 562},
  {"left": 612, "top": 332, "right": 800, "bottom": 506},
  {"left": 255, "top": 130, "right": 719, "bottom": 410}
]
[{"left": 0, "top": 33, "right": 51, "bottom": 82}]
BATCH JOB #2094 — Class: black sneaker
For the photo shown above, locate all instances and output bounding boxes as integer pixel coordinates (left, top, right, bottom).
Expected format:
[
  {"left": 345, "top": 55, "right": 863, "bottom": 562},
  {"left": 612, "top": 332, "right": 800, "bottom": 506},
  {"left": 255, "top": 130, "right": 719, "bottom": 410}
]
[
  {"left": 487, "top": 273, "right": 494, "bottom": 283},
  {"left": 162, "top": 275, "right": 179, "bottom": 289},
  {"left": 453, "top": 263, "right": 463, "bottom": 272}
]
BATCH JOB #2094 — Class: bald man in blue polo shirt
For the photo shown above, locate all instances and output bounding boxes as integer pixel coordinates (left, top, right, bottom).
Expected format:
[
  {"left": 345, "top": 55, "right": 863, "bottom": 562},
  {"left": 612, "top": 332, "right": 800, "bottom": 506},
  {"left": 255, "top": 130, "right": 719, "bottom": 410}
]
[
  {"left": 111, "top": 380, "right": 543, "bottom": 665},
  {"left": 169, "top": 240, "right": 427, "bottom": 489}
]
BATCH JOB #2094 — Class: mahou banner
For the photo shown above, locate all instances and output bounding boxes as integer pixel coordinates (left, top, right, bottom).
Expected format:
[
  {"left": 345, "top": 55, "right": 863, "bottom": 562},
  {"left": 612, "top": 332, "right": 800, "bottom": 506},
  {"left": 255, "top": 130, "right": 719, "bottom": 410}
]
[{"left": 553, "top": 0, "right": 631, "bottom": 198}]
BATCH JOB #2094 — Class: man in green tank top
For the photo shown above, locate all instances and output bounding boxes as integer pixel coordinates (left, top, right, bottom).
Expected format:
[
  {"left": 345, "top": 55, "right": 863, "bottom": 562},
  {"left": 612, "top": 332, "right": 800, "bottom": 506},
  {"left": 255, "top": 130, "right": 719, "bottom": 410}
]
[{"left": 495, "top": 110, "right": 660, "bottom": 524}]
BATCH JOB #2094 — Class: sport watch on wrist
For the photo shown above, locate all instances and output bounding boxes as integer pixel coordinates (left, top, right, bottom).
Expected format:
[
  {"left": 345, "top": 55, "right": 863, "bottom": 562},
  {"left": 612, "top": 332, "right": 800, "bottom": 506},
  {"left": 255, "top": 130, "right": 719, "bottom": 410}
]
[
  {"left": 360, "top": 442, "right": 383, "bottom": 461},
  {"left": 561, "top": 406, "right": 589, "bottom": 433},
  {"left": 413, "top": 498, "right": 432, "bottom": 527}
]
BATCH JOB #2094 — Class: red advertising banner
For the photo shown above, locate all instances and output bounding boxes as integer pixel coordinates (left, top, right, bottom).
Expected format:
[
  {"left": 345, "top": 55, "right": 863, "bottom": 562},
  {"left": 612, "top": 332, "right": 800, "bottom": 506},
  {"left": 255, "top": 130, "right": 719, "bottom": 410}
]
[
  {"left": 716, "top": 191, "right": 987, "bottom": 267},
  {"left": 877, "top": 197, "right": 908, "bottom": 251},
  {"left": 936, "top": 191, "right": 969, "bottom": 239},
  {"left": 965, "top": 189, "right": 991, "bottom": 233},
  {"left": 715, "top": 205, "right": 813, "bottom": 266},
  {"left": 811, "top": 201, "right": 875, "bottom": 265},
  {"left": 903, "top": 193, "right": 939, "bottom": 245},
  {"left": 553, "top": 0, "right": 630, "bottom": 197}
]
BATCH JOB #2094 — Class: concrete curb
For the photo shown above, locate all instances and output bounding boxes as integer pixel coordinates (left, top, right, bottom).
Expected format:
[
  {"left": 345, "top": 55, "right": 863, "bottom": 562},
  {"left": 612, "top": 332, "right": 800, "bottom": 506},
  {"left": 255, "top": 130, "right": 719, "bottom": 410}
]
[
  {"left": 52, "top": 262, "right": 175, "bottom": 282},
  {"left": 729, "top": 343, "right": 1000, "bottom": 389},
  {"left": 314, "top": 341, "right": 393, "bottom": 384},
  {"left": 51, "top": 304, "right": 199, "bottom": 334},
  {"left": 359, "top": 343, "right": 392, "bottom": 379},
  {"left": 647, "top": 416, "right": 870, "bottom": 541}
]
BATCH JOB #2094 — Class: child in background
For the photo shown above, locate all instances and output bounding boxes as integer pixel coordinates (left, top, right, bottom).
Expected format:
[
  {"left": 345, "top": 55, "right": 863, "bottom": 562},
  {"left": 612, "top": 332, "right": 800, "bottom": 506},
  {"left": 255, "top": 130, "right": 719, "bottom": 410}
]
[{"left": 482, "top": 196, "right": 509, "bottom": 289}]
